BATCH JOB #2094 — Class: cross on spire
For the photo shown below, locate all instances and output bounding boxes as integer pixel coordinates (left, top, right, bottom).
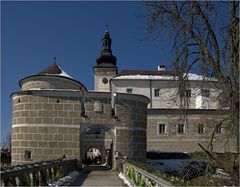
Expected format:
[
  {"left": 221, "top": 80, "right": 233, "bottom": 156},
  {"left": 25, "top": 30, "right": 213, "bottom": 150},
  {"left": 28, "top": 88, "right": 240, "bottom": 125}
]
[
  {"left": 105, "top": 24, "right": 109, "bottom": 33},
  {"left": 53, "top": 57, "right": 56, "bottom": 64}
]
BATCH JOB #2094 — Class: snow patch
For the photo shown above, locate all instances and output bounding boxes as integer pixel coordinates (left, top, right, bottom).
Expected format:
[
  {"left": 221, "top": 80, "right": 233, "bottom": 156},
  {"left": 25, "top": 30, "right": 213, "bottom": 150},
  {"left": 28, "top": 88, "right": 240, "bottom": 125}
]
[
  {"left": 147, "top": 159, "right": 191, "bottom": 172},
  {"left": 114, "top": 73, "right": 217, "bottom": 81},
  {"left": 48, "top": 171, "right": 80, "bottom": 186},
  {"left": 58, "top": 66, "right": 73, "bottom": 78},
  {"left": 118, "top": 172, "right": 132, "bottom": 187}
]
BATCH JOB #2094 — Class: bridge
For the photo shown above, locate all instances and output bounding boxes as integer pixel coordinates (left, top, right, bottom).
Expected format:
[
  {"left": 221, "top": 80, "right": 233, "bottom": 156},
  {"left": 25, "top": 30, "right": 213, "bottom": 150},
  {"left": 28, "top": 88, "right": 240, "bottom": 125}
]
[{"left": 0, "top": 159, "right": 172, "bottom": 186}]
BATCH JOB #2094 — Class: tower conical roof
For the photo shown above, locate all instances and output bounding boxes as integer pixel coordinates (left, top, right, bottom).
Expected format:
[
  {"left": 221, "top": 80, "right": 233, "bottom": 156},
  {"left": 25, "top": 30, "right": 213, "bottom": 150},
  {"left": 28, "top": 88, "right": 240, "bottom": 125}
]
[{"left": 38, "top": 63, "right": 72, "bottom": 78}]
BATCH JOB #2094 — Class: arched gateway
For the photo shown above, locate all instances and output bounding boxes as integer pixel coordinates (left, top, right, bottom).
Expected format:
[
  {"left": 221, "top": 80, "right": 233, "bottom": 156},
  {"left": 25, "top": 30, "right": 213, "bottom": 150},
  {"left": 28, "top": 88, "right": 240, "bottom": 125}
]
[{"left": 80, "top": 125, "right": 115, "bottom": 169}]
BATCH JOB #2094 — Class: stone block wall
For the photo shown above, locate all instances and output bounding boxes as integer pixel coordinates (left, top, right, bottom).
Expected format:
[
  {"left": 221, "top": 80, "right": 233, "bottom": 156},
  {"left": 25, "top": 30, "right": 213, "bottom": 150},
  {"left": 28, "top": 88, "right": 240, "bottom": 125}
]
[
  {"left": 114, "top": 96, "right": 148, "bottom": 162},
  {"left": 147, "top": 109, "right": 237, "bottom": 153},
  {"left": 11, "top": 93, "right": 83, "bottom": 165},
  {"left": 12, "top": 95, "right": 83, "bottom": 126},
  {"left": 21, "top": 76, "right": 84, "bottom": 91},
  {"left": 11, "top": 126, "right": 80, "bottom": 165},
  {"left": 11, "top": 90, "right": 149, "bottom": 166},
  {"left": 83, "top": 92, "right": 149, "bottom": 162}
]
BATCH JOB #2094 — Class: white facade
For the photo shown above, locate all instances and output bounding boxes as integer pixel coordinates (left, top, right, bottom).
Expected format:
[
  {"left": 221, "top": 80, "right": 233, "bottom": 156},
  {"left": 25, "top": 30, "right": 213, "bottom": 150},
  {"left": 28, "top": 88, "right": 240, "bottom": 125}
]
[
  {"left": 93, "top": 67, "right": 117, "bottom": 92},
  {"left": 110, "top": 72, "right": 221, "bottom": 109}
]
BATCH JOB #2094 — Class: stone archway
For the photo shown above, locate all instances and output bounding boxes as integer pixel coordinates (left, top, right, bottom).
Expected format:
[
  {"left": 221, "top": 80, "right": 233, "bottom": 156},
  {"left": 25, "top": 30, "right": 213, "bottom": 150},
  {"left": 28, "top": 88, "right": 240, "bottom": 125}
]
[
  {"left": 85, "top": 148, "right": 102, "bottom": 165},
  {"left": 80, "top": 125, "right": 115, "bottom": 170}
]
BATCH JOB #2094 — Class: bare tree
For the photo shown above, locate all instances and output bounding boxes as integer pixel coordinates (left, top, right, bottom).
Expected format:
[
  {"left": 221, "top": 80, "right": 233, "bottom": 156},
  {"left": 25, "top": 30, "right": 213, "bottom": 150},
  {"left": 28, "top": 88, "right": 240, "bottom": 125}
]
[
  {"left": 144, "top": 1, "right": 239, "bottom": 185},
  {"left": 1, "top": 133, "right": 11, "bottom": 151},
  {"left": 5, "top": 133, "right": 11, "bottom": 151}
]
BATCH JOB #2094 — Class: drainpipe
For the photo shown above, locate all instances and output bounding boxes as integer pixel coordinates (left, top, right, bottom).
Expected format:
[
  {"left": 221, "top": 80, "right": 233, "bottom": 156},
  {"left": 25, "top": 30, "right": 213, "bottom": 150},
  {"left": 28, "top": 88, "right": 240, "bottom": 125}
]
[{"left": 150, "top": 79, "right": 152, "bottom": 108}]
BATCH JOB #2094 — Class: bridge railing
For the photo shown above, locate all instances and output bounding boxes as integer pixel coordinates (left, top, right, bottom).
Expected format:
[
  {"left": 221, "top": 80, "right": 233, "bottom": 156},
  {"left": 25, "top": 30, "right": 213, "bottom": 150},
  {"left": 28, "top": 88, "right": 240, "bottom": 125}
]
[
  {"left": 119, "top": 159, "right": 173, "bottom": 187},
  {"left": 0, "top": 159, "right": 78, "bottom": 186}
]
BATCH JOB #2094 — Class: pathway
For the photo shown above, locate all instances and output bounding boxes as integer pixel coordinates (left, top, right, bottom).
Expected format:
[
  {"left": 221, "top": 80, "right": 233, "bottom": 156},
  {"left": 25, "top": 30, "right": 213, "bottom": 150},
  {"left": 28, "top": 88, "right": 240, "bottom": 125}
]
[{"left": 70, "top": 166, "right": 126, "bottom": 186}]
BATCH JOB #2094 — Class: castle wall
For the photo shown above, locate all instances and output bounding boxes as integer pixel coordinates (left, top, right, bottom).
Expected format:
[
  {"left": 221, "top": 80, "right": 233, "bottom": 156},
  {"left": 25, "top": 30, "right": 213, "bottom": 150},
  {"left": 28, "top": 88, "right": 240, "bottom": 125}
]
[
  {"left": 147, "top": 109, "right": 237, "bottom": 153},
  {"left": 11, "top": 90, "right": 149, "bottom": 166},
  {"left": 21, "top": 76, "right": 84, "bottom": 91},
  {"left": 11, "top": 94, "right": 82, "bottom": 165}
]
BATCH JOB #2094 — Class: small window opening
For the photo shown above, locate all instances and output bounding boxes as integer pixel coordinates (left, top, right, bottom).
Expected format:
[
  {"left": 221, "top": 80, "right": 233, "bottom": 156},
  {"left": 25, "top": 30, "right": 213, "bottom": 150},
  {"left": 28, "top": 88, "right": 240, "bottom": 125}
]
[
  {"left": 198, "top": 124, "right": 204, "bottom": 134},
  {"left": 25, "top": 150, "right": 32, "bottom": 160},
  {"left": 177, "top": 124, "right": 185, "bottom": 134},
  {"left": 186, "top": 90, "right": 191, "bottom": 97},
  {"left": 126, "top": 88, "right": 133, "bottom": 94},
  {"left": 216, "top": 124, "right": 222, "bottom": 134},
  {"left": 154, "top": 89, "right": 160, "bottom": 97},
  {"left": 158, "top": 124, "right": 166, "bottom": 134}
]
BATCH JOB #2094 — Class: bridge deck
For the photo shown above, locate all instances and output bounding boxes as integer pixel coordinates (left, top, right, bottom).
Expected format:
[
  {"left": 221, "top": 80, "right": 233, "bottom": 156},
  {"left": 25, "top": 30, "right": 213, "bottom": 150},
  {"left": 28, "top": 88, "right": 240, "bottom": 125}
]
[{"left": 70, "top": 167, "right": 126, "bottom": 186}]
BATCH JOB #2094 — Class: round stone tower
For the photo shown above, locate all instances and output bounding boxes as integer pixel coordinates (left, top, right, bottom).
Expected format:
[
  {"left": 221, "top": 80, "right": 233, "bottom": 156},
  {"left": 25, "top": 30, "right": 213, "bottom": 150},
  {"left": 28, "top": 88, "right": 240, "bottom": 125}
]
[{"left": 11, "top": 63, "right": 87, "bottom": 165}]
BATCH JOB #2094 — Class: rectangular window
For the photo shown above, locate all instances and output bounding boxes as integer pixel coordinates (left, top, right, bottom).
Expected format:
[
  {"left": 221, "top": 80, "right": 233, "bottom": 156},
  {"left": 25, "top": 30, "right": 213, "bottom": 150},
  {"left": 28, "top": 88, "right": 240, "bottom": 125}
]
[
  {"left": 126, "top": 88, "right": 133, "bottom": 94},
  {"left": 25, "top": 150, "right": 32, "bottom": 160},
  {"left": 154, "top": 89, "right": 160, "bottom": 97},
  {"left": 186, "top": 90, "right": 191, "bottom": 97},
  {"left": 198, "top": 124, "right": 204, "bottom": 134},
  {"left": 158, "top": 124, "right": 166, "bottom": 134},
  {"left": 216, "top": 124, "right": 222, "bottom": 134},
  {"left": 177, "top": 124, "right": 185, "bottom": 134}
]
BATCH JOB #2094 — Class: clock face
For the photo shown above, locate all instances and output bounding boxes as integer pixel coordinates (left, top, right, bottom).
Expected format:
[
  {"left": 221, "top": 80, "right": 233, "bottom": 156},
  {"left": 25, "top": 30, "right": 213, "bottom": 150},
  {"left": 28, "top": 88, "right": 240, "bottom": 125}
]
[{"left": 102, "top": 78, "right": 108, "bottom": 84}]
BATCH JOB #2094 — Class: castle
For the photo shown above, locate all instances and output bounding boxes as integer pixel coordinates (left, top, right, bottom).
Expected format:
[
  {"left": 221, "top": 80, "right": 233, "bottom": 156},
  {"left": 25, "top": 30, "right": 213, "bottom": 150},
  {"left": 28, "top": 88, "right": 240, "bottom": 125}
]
[{"left": 11, "top": 30, "right": 236, "bottom": 169}]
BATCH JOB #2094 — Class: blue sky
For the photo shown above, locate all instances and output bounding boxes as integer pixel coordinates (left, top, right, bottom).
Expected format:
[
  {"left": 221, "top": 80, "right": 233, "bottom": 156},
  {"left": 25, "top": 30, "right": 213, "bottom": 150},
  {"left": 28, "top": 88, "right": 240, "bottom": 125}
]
[{"left": 1, "top": 1, "right": 173, "bottom": 142}]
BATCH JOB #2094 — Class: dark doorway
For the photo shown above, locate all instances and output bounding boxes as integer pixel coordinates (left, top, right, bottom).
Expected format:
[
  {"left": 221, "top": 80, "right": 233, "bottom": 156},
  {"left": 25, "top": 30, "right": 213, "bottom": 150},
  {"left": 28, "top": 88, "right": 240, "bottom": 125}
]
[{"left": 85, "top": 148, "right": 102, "bottom": 165}]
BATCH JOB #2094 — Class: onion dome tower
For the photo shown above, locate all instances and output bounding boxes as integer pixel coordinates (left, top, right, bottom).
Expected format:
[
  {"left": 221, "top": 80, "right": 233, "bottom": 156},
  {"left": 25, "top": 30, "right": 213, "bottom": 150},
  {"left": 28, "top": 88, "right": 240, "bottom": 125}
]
[{"left": 93, "top": 26, "right": 118, "bottom": 92}]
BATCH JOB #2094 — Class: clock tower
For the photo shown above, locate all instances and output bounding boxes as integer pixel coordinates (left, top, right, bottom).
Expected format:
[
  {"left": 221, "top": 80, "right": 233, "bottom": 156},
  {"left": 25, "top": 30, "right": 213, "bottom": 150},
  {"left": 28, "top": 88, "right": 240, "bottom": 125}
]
[{"left": 93, "top": 27, "right": 118, "bottom": 92}]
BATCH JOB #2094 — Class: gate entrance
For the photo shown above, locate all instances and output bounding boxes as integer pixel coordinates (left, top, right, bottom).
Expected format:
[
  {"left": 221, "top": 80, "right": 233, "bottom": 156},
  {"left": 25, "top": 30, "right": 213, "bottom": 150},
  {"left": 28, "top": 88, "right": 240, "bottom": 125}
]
[
  {"left": 85, "top": 148, "right": 102, "bottom": 165},
  {"left": 81, "top": 125, "right": 114, "bottom": 170}
]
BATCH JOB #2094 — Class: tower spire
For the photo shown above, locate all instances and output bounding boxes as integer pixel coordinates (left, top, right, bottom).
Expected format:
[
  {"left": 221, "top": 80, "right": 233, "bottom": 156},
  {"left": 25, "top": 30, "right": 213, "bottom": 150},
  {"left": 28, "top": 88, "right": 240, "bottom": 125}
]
[{"left": 95, "top": 27, "right": 117, "bottom": 68}]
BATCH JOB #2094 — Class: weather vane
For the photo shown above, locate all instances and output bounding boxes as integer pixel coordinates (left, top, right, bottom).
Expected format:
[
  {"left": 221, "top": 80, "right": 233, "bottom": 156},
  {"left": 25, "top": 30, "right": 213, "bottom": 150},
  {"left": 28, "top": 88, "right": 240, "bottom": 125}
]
[{"left": 53, "top": 57, "right": 56, "bottom": 64}]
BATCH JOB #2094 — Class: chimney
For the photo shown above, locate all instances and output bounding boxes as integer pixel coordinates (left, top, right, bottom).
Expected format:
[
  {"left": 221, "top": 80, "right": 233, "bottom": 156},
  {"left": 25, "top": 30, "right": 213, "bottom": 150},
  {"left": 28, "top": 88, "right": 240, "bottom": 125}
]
[{"left": 158, "top": 65, "right": 166, "bottom": 71}]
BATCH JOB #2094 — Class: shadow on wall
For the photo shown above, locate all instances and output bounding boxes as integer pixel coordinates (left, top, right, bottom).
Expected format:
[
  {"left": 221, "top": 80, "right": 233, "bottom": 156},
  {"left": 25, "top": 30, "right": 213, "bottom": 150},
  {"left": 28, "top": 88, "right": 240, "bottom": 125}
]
[{"left": 147, "top": 151, "right": 190, "bottom": 159}]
